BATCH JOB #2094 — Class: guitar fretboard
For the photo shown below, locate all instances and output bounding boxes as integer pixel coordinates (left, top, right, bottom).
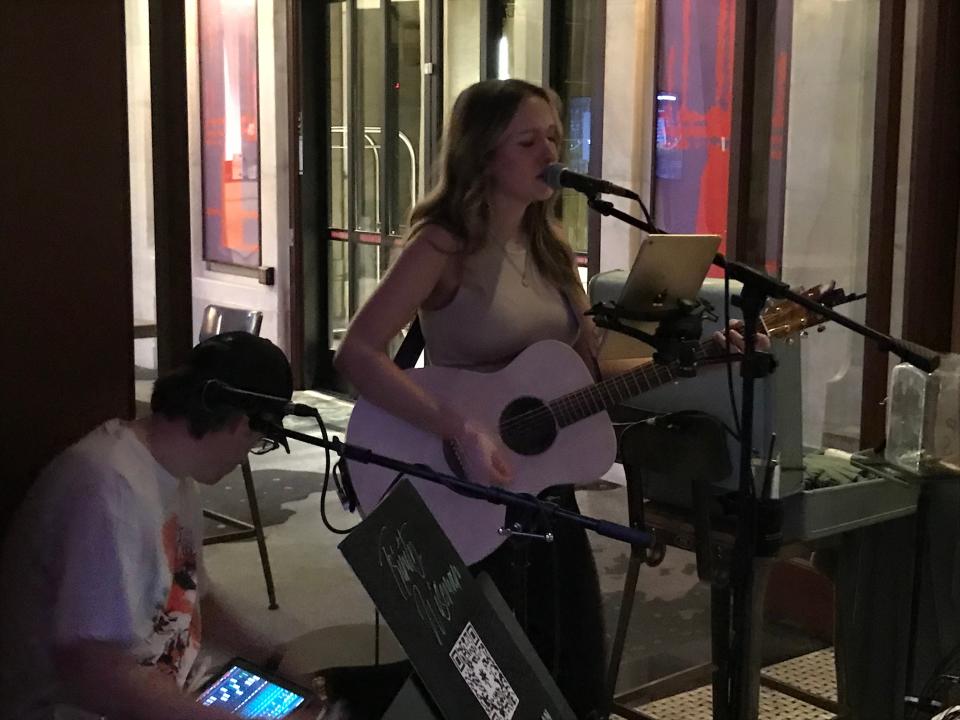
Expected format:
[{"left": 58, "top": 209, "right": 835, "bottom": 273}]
[{"left": 547, "top": 338, "right": 727, "bottom": 427}]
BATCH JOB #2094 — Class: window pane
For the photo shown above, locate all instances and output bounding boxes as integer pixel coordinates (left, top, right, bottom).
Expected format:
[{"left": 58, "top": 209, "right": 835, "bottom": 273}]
[
  {"left": 554, "top": 0, "right": 598, "bottom": 255},
  {"left": 653, "top": 0, "right": 735, "bottom": 258},
  {"left": 329, "top": 237, "right": 350, "bottom": 347},
  {"left": 326, "top": 1, "right": 422, "bottom": 352},
  {"left": 357, "top": 2, "right": 385, "bottom": 233},
  {"left": 390, "top": 0, "right": 421, "bottom": 236},
  {"left": 198, "top": 0, "right": 262, "bottom": 267},
  {"left": 500, "top": 0, "right": 544, "bottom": 82},
  {"left": 781, "top": 0, "right": 879, "bottom": 450},
  {"left": 328, "top": 2, "right": 349, "bottom": 350},
  {"left": 354, "top": 241, "right": 384, "bottom": 312},
  {"left": 444, "top": 0, "right": 482, "bottom": 113},
  {"left": 329, "top": 1, "right": 348, "bottom": 230}
]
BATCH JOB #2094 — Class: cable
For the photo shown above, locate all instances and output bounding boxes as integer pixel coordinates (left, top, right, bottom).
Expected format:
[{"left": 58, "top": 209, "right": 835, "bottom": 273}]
[
  {"left": 723, "top": 265, "right": 743, "bottom": 439},
  {"left": 637, "top": 197, "right": 656, "bottom": 229},
  {"left": 612, "top": 411, "right": 740, "bottom": 445},
  {"left": 908, "top": 648, "right": 960, "bottom": 720},
  {"left": 381, "top": 472, "right": 409, "bottom": 503},
  {"left": 314, "top": 413, "right": 358, "bottom": 535},
  {"left": 663, "top": 409, "right": 742, "bottom": 444}
]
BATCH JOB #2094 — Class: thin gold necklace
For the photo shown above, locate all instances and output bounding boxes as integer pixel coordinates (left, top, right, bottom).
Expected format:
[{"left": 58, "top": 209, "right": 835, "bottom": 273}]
[{"left": 499, "top": 242, "right": 530, "bottom": 287}]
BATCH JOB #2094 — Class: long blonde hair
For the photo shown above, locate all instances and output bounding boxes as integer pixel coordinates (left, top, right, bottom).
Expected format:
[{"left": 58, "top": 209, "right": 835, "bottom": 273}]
[{"left": 408, "top": 79, "right": 580, "bottom": 293}]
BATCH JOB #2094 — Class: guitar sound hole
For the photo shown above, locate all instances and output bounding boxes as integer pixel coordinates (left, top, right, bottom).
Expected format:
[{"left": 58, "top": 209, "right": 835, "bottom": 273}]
[{"left": 499, "top": 396, "right": 557, "bottom": 456}]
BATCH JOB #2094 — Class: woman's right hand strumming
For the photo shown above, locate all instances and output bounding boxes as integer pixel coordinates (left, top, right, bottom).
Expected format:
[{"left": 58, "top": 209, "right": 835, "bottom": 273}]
[{"left": 452, "top": 420, "right": 513, "bottom": 488}]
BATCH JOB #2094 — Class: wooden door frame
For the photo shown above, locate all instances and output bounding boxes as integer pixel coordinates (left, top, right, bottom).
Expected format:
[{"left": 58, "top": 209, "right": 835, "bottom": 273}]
[
  {"left": 859, "top": 0, "right": 907, "bottom": 448},
  {"left": 902, "top": 0, "right": 960, "bottom": 353},
  {"left": 149, "top": 0, "right": 194, "bottom": 373}
]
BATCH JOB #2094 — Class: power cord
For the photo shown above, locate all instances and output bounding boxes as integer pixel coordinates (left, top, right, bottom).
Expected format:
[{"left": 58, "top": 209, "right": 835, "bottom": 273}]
[
  {"left": 311, "top": 412, "right": 359, "bottom": 535},
  {"left": 723, "top": 266, "right": 743, "bottom": 440}
]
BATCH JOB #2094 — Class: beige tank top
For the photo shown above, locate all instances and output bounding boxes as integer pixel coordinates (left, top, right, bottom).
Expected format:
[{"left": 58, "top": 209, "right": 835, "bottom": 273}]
[{"left": 419, "top": 239, "right": 579, "bottom": 372}]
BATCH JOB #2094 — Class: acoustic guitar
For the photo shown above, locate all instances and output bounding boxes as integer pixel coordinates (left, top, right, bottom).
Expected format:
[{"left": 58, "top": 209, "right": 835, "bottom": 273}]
[{"left": 346, "top": 284, "right": 849, "bottom": 564}]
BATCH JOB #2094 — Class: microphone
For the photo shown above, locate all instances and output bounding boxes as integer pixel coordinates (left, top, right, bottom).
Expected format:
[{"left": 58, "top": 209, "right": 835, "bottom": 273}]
[
  {"left": 201, "top": 380, "right": 317, "bottom": 420},
  {"left": 539, "top": 163, "right": 639, "bottom": 201}
]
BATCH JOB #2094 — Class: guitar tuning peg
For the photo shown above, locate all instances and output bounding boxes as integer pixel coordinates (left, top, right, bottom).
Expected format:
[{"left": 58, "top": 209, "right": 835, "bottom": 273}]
[
  {"left": 817, "top": 325, "right": 826, "bottom": 333},
  {"left": 800, "top": 330, "right": 809, "bottom": 338},
  {"left": 786, "top": 337, "right": 796, "bottom": 345}
]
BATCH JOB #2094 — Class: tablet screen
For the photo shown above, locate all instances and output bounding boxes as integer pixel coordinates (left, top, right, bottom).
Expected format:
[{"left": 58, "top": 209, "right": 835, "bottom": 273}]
[{"left": 197, "top": 661, "right": 307, "bottom": 718}]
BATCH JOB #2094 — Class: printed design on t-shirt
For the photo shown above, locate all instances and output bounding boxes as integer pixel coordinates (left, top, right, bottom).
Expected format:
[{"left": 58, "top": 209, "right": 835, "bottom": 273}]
[{"left": 142, "top": 513, "right": 201, "bottom": 686}]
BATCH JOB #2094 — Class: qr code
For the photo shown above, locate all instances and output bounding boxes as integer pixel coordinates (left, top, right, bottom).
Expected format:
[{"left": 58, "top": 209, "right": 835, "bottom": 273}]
[{"left": 450, "top": 622, "right": 520, "bottom": 720}]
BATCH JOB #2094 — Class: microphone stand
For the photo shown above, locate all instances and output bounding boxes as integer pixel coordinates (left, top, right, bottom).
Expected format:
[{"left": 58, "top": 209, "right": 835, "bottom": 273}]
[
  {"left": 249, "top": 418, "right": 655, "bottom": 552},
  {"left": 710, "top": 256, "right": 939, "bottom": 720},
  {"left": 584, "top": 196, "right": 941, "bottom": 720},
  {"left": 586, "top": 195, "right": 665, "bottom": 235}
]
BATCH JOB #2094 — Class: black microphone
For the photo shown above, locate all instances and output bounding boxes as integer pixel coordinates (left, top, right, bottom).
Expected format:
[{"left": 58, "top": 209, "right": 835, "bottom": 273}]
[
  {"left": 540, "top": 163, "right": 639, "bottom": 201},
  {"left": 201, "top": 380, "right": 317, "bottom": 419}
]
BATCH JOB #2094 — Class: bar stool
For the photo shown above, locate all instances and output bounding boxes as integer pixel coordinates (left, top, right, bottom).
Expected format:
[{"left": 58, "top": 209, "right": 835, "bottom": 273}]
[{"left": 199, "top": 304, "right": 278, "bottom": 610}]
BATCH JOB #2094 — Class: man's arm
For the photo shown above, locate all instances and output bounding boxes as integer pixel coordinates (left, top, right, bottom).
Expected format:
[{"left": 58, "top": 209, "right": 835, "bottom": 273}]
[
  {"left": 54, "top": 640, "right": 237, "bottom": 720},
  {"left": 201, "top": 585, "right": 284, "bottom": 668}
]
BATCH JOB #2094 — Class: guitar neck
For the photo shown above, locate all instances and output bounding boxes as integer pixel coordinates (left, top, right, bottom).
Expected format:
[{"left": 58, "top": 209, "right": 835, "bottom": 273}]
[{"left": 548, "top": 337, "right": 726, "bottom": 427}]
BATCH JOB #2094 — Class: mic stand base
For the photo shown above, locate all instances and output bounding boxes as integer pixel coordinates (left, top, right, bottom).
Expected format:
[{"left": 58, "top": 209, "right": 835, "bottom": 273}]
[{"left": 712, "top": 271, "right": 787, "bottom": 720}]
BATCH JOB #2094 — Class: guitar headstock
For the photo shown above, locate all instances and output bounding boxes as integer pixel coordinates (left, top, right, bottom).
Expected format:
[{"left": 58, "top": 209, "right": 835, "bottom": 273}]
[{"left": 760, "top": 282, "right": 855, "bottom": 340}]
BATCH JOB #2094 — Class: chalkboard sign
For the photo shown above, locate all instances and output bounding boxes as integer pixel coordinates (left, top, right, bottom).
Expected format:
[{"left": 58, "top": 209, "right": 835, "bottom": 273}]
[{"left": 339, "top": 479, "right": 575, "bottom": 720}]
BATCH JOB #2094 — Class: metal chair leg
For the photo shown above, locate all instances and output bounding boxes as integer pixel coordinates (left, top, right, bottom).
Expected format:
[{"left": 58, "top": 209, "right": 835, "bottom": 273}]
[{"left": 240, "top": 458, "right": 278, "bottom": 610}]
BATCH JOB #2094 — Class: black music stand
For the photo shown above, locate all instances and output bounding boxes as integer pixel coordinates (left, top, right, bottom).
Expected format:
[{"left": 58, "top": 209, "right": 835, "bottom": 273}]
[{"left": 339, "top": 479, "right": 577, "bottom": 720}]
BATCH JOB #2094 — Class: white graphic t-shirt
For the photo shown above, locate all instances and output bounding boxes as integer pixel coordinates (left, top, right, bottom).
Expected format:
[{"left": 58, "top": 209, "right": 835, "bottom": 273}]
[{"left": 0, "top": 420, "right": 205, "bottom": 719}]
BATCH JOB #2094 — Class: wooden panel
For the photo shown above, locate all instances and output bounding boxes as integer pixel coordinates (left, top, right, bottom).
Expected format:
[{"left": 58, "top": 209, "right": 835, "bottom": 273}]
[
  {"left": 725, "top": 0, "right": 758, "bottom": 263},
  {"left": 298, "top": 0, "right": 333, "bottom": 387},
  {"left": 150, "top": 0, "right": 194, "bottom": 372},
  {"left": 859, "top": 0, "right": 906, "bottom": 449},
  {"left": 902, "top": 0, "right": 960, "bottom": 352},
  {"left": 0, "top": 1, "right": 133, "bottom": 528},
  {"left": 764, "top": 559, "right": 834, "bottom": 644},
  {"left": 287, "top": 0, "right": 304, "bottom": 386},
  {"left": 586, "top": 0, "right": 607, "bottom": 279}
]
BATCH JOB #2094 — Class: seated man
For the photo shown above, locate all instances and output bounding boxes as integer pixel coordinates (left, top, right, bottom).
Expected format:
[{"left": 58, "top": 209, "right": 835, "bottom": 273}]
[{"left": 0, "top": 332, "right": 302, "bottom": 720}]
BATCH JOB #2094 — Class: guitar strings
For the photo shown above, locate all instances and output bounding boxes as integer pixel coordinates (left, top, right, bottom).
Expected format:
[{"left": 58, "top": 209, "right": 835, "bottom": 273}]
[
  {"left": 495, "top": 331, "right": 741, "bottom": 437},
  {"left": 486, "top": 303, "right": 806, "bottom": 439},
  {"left": 498, "top": 357, "right": 684, "bottom": 433},
  {"left": 497, "top": 342, "right": 716, "bottom": 436}
]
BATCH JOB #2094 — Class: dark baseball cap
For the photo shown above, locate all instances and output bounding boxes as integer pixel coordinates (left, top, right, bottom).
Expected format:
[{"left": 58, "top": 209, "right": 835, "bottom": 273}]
[
  {"left": 188, "top": 331, "right": 294, "bottom": 402},
  {"left": 151, "top": 331, "right": 294, "bottom": 443}
]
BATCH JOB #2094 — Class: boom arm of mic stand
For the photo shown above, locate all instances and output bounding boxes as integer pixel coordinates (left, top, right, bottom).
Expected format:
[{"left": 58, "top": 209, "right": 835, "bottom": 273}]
[
  {"left": 586, "top": 196, "right": 665, "bottom": 234},
  {"left": 714, "top": 255, "right": 941, "bottom": 373},
  {"left": 260, "top": 422, "right": 656, "bottom": 551}
]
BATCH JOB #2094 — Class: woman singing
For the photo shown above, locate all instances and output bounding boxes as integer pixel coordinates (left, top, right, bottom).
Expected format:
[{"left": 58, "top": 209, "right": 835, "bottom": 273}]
[{"left": 335, "top": 79, "right": 607, "bottom": 718}]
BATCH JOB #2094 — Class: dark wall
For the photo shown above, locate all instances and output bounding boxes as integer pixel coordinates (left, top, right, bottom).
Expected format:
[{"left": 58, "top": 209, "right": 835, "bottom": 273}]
[
  {"left": 903, "top": 0, "right": 960, "bottom": 352},
  {"left": 0, "top": 1, "right": 134, "bottom": 530}
]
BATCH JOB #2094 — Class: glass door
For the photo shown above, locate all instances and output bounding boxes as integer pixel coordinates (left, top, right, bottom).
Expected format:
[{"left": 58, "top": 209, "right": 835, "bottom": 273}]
[
  {"left": 550, "top": 0, "right": 603, "bottom": 265},
  {"left": 326, "top": 0, "right": 423, "bottom": 351},
  {"left": 487, "top": 0, "right": 601, "bottom": 268}
]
